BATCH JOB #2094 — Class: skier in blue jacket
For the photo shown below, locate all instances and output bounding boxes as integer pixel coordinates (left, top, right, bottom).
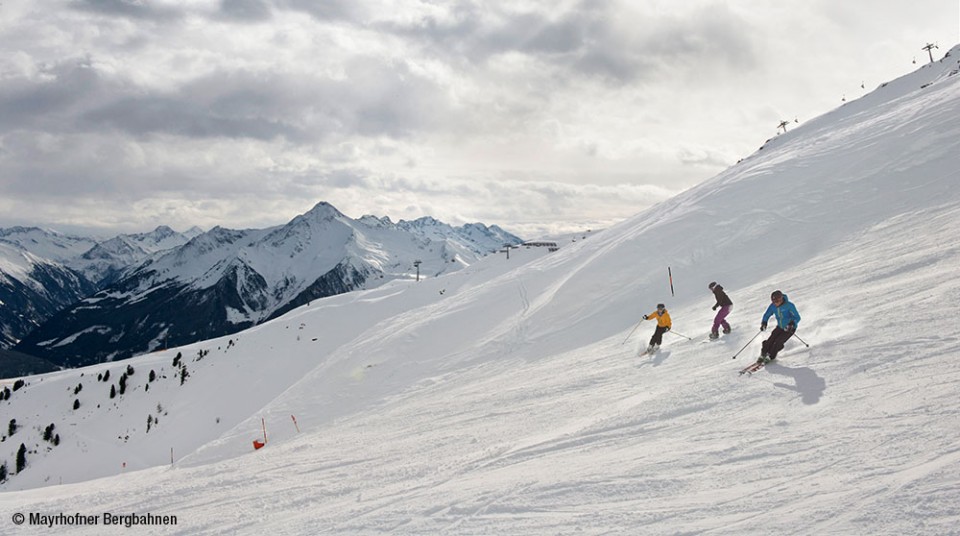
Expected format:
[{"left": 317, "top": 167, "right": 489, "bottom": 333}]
[{"left": 758, "top": 290, "right": 800, "bottom": 364}]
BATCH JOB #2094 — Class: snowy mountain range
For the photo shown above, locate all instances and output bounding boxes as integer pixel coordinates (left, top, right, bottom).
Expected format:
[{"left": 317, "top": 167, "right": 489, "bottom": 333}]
[
  {"left": 0, "top": 226, "right": 202, "bottom": 355},
  {"left": 0, "top": 45, "right": 958, "bottom": 535},
  {"left": 7, "top": 204, "right": 522, "bottom": 368}
]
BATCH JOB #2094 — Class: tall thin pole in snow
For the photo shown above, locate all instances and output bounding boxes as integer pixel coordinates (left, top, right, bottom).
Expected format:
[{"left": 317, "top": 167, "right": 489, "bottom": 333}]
[
  {"left": 668, "top": 267, "right": 675, "bottom": 297},
  {"left": 922, "top": 43, "right": 938, "bottom": 63}
]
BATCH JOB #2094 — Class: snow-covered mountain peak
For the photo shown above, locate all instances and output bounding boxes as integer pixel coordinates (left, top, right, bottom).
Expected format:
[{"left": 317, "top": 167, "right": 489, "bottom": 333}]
[
  {"left": 0, "top": 226, "right": 98, "bottom": 263},
  {"left": 301, "top": 201, "right": 346, "bottom": 222},
  {"left": 399, "top": 215, "right": 442, "bottom": 228},
  {"left": 182, "top": 226, "right": 250, "bottom": 254},
  {"left": 358, "top": 214, "right": 394, "bottom": 228}
]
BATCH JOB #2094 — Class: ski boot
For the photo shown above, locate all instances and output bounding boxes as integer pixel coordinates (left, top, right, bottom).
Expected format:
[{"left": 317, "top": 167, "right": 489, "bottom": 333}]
[{"left": 709, "top": 332, "right": 719, "bottom": 340}]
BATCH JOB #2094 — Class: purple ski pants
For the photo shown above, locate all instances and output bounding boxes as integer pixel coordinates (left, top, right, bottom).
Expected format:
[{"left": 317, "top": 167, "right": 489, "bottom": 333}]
[{"left": 712, "top": 305, "right": 731, "bottom": 334}]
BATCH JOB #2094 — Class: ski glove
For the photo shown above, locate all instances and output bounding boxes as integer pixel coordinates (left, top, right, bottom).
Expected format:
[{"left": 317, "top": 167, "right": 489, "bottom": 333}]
[
  {"left": 664, "top": 326, "right": 670, "bottom": 332},
  {"left": 760, "top": 322, "right": 767, "bottom": 331},
  {"left": 712, "top": 305, "right": 718, "bottom": 311},
  {"left": 643, "top": 315, "right": 649, "bottom": 320},
  {"left": 787, "top": 322, "right": 796, "bottom": 332}
]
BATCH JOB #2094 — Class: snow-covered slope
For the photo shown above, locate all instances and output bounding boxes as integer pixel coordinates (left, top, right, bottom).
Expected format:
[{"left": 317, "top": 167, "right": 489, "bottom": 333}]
[{"left": 1, "top": 46, "right": 959, "bottom": 535}]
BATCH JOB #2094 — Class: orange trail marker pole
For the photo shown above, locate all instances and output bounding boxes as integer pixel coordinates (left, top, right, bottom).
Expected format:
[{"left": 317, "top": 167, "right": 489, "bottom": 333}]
[{"left": 291, "top": 415, "right": 301, "bottom": 433}]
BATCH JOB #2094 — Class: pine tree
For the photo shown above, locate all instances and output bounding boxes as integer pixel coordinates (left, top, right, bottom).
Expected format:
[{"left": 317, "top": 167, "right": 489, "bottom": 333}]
[
  {"left": 73, "top": 399, "right": 80, "bottom": 410},
  {"left": 149, "top": 370, "right": 156, "bottom": 382},
  {"left": 16, "top": 443, "right": 26, "bottom": 473},
  {"left": 12, "top": 379, "right": 24, "bottom": 391},
  {"left": 43, "top": 424, "right": 55, "bottom": 442},
  {"left": 110, "top": 385, "right": 116, "bottom": 399},
  {"left": 173, "top": 352, "right": 182, "bottom": 367},
  {"left": 102, "top": 370, "right": 110, "bottom": 382},
  {"left": 0, "top": 462, "right": 7, "bottom": 483},
  {"left": 53, "top": 434, "right": 60, "bottom": 446},
  {"left": 119, "top": 373, "right": 128, "bottom": 395},
  {"left": 180, "top": 366, "right": 189, "bottom": 385},
  {"left": 7, "top": 419, "right": 16, "bottom": 436}
]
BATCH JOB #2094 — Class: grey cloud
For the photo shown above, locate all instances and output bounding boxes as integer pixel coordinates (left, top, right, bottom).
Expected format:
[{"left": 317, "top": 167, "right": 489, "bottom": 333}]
[
  {"left": 1, "top": 57, "right": 452, "bottom": 144},
  {"left": 322, "top": 169, "right": 373, "bottom": 189},
  {"left": 379, "top": 0, "right": 758, "bottom": 85},
  {"left": 277, "top": 0, "right": 364, "bottom": 22},
  {"left": 80, "top": 97, "right": 303, "bottom": 141},
  {"left": 0, "top": 59, "right": 304, "bottom": 141},
  {"left": 677, "top": 147, "right": 732, "bottom": 169},
  {"left": 552, "top": 2, "right": 759, "bottom": 84},
  {"left": 69, "top": 0, "right": 185, "bottom": 21},
  {"left": 0, "top": 59, "right": 103, "bottom": 131},
  {"left": 0, "top": 134, "right": 144, "bottom": 198},
  {"left": 636, "top": 5, "right": 758, "bottom": 71},
  {"left": 216, "top": 0, "right": 274, "bottom": 22}
]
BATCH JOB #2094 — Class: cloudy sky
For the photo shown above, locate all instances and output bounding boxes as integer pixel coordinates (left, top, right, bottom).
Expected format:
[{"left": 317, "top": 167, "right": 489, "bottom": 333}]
[{"left": 0, "top": 1, "right": 956, "bottom": 239}]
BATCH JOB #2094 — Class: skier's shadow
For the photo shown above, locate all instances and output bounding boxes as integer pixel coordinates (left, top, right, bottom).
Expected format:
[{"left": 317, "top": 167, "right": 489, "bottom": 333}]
[
  {"left": 764, "top": 363, "right": 826, "bottom": 405},
  {"left": 650, "top": 350, "right": 672, "bottom": 367}
]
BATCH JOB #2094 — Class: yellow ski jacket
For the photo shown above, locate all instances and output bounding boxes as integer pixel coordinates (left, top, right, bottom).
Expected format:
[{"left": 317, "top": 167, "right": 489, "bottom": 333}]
[{"left": 644, "top": 309, "right": 672, "bottom": 328}]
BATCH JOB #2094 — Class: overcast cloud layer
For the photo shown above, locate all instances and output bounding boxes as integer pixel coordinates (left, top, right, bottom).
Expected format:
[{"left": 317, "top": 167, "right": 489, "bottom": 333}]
[{"left": 0, "top": 0, "right": 956, "bottom": 238}]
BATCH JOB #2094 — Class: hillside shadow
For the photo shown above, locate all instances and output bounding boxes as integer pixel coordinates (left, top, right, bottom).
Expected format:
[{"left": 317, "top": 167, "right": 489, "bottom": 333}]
[{"left": 764, "top": 363, "right": 826, "bottom": 405}]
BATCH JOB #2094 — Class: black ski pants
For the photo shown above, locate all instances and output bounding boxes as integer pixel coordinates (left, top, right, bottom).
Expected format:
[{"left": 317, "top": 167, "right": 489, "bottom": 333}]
[
  {"left": 761, "top": 327, "right": 794, "bottom": 359},
  {"left": 649, "top": 325, "right": 668, "bottom": 346}
]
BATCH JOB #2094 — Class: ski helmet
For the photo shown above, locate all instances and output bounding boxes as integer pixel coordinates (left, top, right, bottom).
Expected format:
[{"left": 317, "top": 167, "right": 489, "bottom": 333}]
[
  {"left": 708, "top": 281, "right": 717, "bottom": 290},
  {"left": 656, "top": 303, "right": 665, "bottom": 310},
  {"left": 771, "top": 290, "right": 783, "bottom": 301}
]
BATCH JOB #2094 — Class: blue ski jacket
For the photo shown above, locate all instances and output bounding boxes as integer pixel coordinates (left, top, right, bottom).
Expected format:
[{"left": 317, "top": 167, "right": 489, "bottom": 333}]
[{"left": 762, "top": 294, "right": 801, "bottom": 328}]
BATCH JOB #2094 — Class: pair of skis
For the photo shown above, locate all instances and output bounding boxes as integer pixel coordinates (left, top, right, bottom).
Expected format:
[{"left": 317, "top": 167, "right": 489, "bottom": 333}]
[{"left": 738, "top": 359, "right": 768, "bottom": 376}]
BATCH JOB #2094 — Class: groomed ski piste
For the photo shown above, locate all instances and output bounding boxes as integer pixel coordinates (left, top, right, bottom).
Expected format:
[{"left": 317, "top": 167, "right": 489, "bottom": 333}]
[{"left": 1, "top": 46, "right": 959, "bottom": 535}]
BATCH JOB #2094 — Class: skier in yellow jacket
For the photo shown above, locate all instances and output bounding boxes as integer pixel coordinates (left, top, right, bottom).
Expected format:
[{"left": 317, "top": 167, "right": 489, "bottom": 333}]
[{"left": 643, "top": 303, "right": 672, "bottom": 354}]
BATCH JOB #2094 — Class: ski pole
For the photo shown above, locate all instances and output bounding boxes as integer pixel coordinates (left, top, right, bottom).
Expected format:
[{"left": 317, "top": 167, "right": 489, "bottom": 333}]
[
  {"left": 732, "top": 330, "right": 763, "bottom": 359},
  {"left": 621, "top": 318, "right": 646, "bottom": 345},
  {"left": 792, "top": 332, "right": 810, "bottom": 348},
  {"left": 667, "top": 330, "right": 693, "bottom": 341}
]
